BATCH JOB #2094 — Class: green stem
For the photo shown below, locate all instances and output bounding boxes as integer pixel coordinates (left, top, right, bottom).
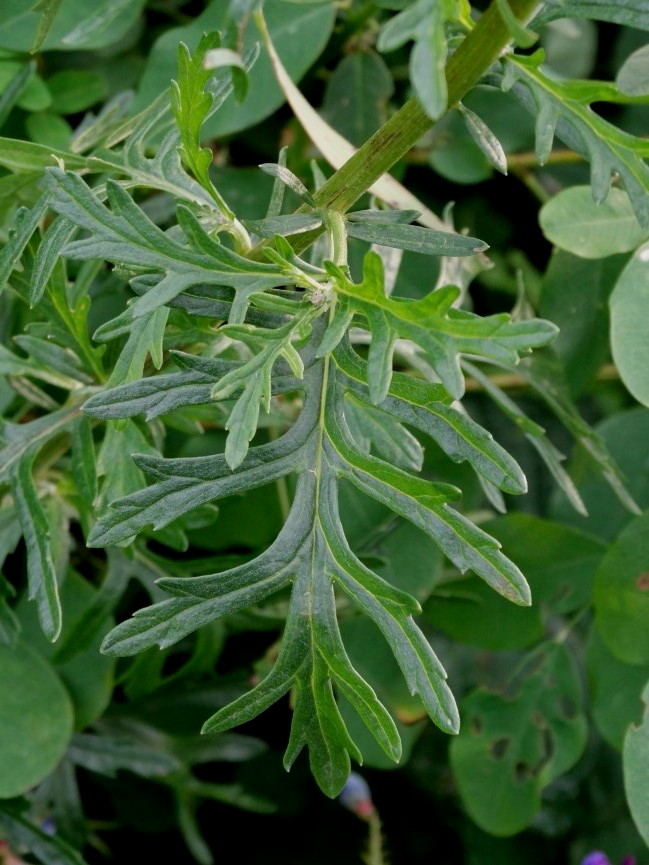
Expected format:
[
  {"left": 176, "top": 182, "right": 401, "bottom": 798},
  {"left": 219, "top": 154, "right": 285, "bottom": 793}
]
[{"left": 312, "top": 0, "right": 540, "bottom": 216}]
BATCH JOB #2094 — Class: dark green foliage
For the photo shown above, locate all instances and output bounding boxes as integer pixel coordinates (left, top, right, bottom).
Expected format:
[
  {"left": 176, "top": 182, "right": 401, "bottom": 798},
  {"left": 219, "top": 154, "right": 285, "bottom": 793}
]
[{"left": 1, "top": 1, "right": 649, "bottom": 863}]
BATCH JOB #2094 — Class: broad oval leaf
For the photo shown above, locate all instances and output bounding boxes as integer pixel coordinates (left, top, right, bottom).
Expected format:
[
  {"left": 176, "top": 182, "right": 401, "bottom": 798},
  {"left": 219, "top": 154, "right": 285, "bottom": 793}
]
[
  {"left": 539, "top": 186, "right": 647, "bottom": 259},
  {"left": 450, "top": 643, "right": 587, "bottom": 836},
  {"left": 624, "top": 677, "right": 649, "bottom": 848},
  {"left": 594, "top": 510, "right": 649, "bottom": 665},
  {"left": 0, "top": 640, "right": 73, "bottom": 798},
  {"left": 610, "top": 243, "right": 649, "bottom": 406}
]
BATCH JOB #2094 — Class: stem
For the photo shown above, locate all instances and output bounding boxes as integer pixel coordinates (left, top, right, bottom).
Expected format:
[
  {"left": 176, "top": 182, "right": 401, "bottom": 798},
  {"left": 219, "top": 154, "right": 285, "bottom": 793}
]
[
  {"left": 363, "top": 812, "right": 386, "bottom": 865},
  {"left": 312, "top": 0, "right": 541, "bottom": 216}
]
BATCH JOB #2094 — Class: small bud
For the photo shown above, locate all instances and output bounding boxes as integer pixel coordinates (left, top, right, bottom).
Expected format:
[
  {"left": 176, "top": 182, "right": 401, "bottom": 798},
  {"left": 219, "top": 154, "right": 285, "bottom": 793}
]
[
  {"left": 580, "top": 853, "right": 612, "bottom": 865},
  {"left": 338, "top": 772, "right": 375, "bottom": 821}
]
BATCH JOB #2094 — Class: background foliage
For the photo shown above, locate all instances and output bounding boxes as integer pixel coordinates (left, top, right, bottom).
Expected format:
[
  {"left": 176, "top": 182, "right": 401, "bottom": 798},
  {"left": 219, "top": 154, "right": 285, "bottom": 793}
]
[{"left": 0, "top": 0, "right": 648, "bottom": 863}]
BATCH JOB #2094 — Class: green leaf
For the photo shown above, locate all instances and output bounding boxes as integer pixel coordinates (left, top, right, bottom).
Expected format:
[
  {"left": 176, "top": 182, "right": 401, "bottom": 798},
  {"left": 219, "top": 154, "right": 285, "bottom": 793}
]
[
  {"left": 44, "top": 171, "right": 286, "bottom": 330},
  {"left": 377, "top": 0, "right": 432, "bottom": 51},
  {"left": 344, "top": 221, "right": 488, "bottom": 256},
  {"left": 540, "top": 250, "right": 626, "bottom": 395},
  {"left": 171, "top": 32, "right": 235, "bottom": 214},
  {"left": 106, "top": 308, "right": 169, "bottom": 388},
  {"left": 0, "top": 61, "right": 34, "bottom": 128},
  {"left": 624, "top": 676, "right": 649, "bottom": 848},
  {"left": 588, "top": 627, "right": 649, "bottom": 750},
  {"left": 0, "top": 640, "right": 73, "bottom": 797},
  {"left": 30, "top": 0, "right": 64, "bottom": 52},
  {"left": 540, "top": 186, "right": 647, "bottom": 259},
  {"left": 10, "top": 453, "right": 62, "bottom": 642},
  {"left": 410, "top": 2, "right": 448, "bottom": 120},
  {"left": 0, "top": 0, "right": 145, "bottom": 51},
  {"left": 0, "top": 193, "right": 49, "bottom": 297},
  {"left": 450, "top": 643, "right": 587, "bottom": 836},
  {"left": 0, "top": 137, "right": 88, "bottom": 174},
  {"left": 504, "top": 52, "right": 649, "bottom": 226},
  {"left": 94, "top": 332, "right": 537, "bottom": 792},
  {"left": 258, "top": 163, "right": 315, "bottom": 204},
  {"left": 70, "top": 416, "right": 97, "bottom": 509},
  {"left": 134, "top": 0, "right": 336, "bottom": 138},
  {"left": 617, "top": 44, "right": 649, "bottom": 96},
  {"left": 322, "top": 51, "right": 394, "bottom": 147},
  {"left": 550, "top": 407, "right": 649, "bottom": 539},
  {"left": 326, "top": 252, "right": 557, "bottom": 400},
  {"left": 67, "top": 732, "right": 181, "bottom": 779},
  {"left": 17, "top": 571, "right": 115, "bottom": 730},
  {"left": 426, "top": 515, "right": 604, "bottom": 650},
  {"left": 534, "top": 0, "right": 649, "bottom": 30},
  {"left": 494, "top": 0, "right": 538, "bottom": 47},
  {"left": 459, "top": 104, "right": 508, "bottom": 175},
  {"left": 0, "top": 800, "right": 86, "bottom": 865},
  {"left": 506, "top": 351, "right": 639, "bottom": 515},
  {"left": 610, "top": 243, "right": 649, "bottom": 406},
  {"left": 46, "top": 70, "right": 108, "bottom": 115},
  {"left": 25, "top": 112, "right": 72, "bottom": 150},
  {"left": 0, "top": 404, "right": 79, "bottom": 485},
  {"left": 594, "top": 511, "right": 649, "bottom": 665}
]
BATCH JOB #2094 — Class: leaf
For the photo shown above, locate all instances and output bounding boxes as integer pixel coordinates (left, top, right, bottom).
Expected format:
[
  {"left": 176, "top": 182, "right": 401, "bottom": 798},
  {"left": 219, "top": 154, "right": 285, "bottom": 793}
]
[
  {"left": 617, "top": 44, "right": 649, "bottom": 96},
  {"left": 588, "top": 627, "right": 649, "bottom": 751},
  {"left": 30, "top": 0, "right": 64, "bottom": 52},
  {"left": 0, "top": 0, "right": 145, "bottom": 51},
  {"left": 70, "top": 416, "right": 97, "bottom": 509},
  {"left": 322, "top": 51, "right": 394, "bottom": 148},
  {"left": 0, "top": 137, "right": 89, "bottom": 174},
  {"left": 540, "top": 250, "right": 626, "bottom": 395},
  {"left": 171, "top": 32, "right": 235, "bottom": 214},
  {"left": 0, "top": 193, "right": 49, "bottom": 297},
  {"left": 106, "top": 308, "right": 169, "bottom": 388},
  {"left": 462, "top": 360, "right": 588, "bottom": 515},
  {"left": 0, "top": 800, "right": 87, "bottom": 865},
  {"left": 0, "top": 640, "right": 73, "bottom": 797},
  {"left": 594, "top": 511, "right": 649, "bottom": 665},
  {"left": 509, "top": 351, "right": 639, "bottom": 515},
  {"left": 16, "top": 571, "right": 116, "bottom": 730},
  {"left": 610, "top": 243, "right": 649, "bottom": 406},
  {"left": 93, "top": 308, "right": 539, "bottom": 793},
  {"left": 30, "top": 216, "right": 77, "bottom": 306},
  {"left": 377, "top": 0, "right": 431, "bottom": 51},
  {"left": 0, "top": 61, "right": 34, "bottom": 128},
  {"left": 10, "top": 453, "right": 62, "bottom": 642},
  {"left": 0, "top": 404, "right": 80, "bottom": 484},
  {"left": 426, "top": 515, "right": 604, "bottom": 650},
  {"left": 539, "top": 186, "right": 647, "bottom": 259},
  {"left": 344, "top": 221, "right": 488, "bottom": 256},
  {"left": 624, "top": 677, "right": 649, "bottom": 848},
  {"left": 258, "top": 163, "right": 315, "bottom": 204},
  {"left": 325, "top": 252, "right": 557, "bottom": 401},
  {"left": 134, "top": 0, "right": 336, "bottom": 137},
  {"left": 459, "top": 104, "right": 508, "bottom": 175},
  {"left": 450, "top": 644, "right": 588, "bottom": 836},
  {"left": 494, "top": 0, "right": 538, "bottom": 47},
  {"left": 410, "top": 2, "right": 448, "bottom": 120},
  {"left": 533, "top": 0, "right": 649, "bottom": 30},
  {"left": 47, "top": 70, "right": 108, "bottom": 115},
  {"left": 44, "top": 171, "right": 287, "bottom": 330},
  {"left": 503, "top": 52, "right": 649, "bottom": 226},
  {"left": 550, "top": 407, "right": 649, "bottom": 540},
  {"left": 67, "top": 732, "right": 182, "bottom": 779}
]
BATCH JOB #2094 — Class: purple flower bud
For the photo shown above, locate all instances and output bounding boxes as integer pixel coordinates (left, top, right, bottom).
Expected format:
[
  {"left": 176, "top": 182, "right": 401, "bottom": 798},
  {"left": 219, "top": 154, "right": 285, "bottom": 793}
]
[
  {"left": 338, "top": 772, "right": 374, "bottom": 820},
  {"left": 581, "top": 854, "right": 612, "bottom": 865},
  {"left": 620, "top": 858, "right": 635, "bottom": 865}
]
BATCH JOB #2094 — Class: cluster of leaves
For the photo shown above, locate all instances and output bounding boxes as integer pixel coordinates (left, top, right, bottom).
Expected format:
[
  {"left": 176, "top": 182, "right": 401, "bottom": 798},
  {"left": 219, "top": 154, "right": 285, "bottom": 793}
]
[{"left": 1, "top": 0, "right": 649, "bottom": 863}]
